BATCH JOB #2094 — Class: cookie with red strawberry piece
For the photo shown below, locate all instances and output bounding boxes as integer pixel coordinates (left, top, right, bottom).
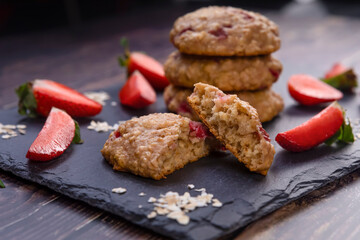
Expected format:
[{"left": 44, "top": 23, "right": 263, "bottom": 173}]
[
  {"left": 170, "top": 6, "right": 280, "bottom": 56},
  {"left": 164, "top": 51, "right": 282, "bottom": 91},
  {"left": 16, "top": 79, "right": 102, "bottom": 117},
  {"left": 26, "top": 107, "right": 83, "bottom": 161},
  {"left": 101, "top": 113, "right": 211, "bottom": 180},
  {"left": 187, "top": 83, "right": 275, "bottom": 175}
]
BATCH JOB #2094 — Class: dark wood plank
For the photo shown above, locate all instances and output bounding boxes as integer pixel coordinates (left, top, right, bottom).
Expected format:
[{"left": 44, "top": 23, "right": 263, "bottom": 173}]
[{"left": 1, "top": 1, "right": 360, "bottom": 239}]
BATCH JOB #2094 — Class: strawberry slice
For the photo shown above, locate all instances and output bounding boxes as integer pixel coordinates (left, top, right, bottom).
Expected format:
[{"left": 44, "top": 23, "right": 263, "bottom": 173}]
[
  {"left": 119, "top": 70, "right": 156, "bottom": 108},
  {"left": 118, "top": 38, "right": 169, "bottom": 90},
  {"left": 26, "top": 107, "right": 83, "bottom": 161},
  {"left": 275, "top": 102, "right": 353, "bottom": 152},
  {"left": 325, "top": 63, "right": 348, "bottom": 79},
  {"left": 322, "top": 63, "right": 358, "bottom": 90},
  {"left": 288, "top": 74, "right": 343, "bottom": 105},
  {"left": 16, "top": 79, "right": 102, "bottom": 117}
]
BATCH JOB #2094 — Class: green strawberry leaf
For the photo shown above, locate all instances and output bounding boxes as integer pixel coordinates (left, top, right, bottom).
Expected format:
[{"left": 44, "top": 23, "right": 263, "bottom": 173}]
[
  {"left": 321, "top": 69, "right": 358, "bottom": 90},
  {"left": 0, "top": 179, "right": 5, "bottom": 188},
  {"left": 118, "top": 37, "right": 130, "bottom": 68},
  {"left": 15, "top": 82, "right": 38, "bottom": 118},
  {"left": 325, "top": 109, "right": 355, "bottom": 145},
  {"left": 72, "top": 120, "right": 84, "bottom": 144}
]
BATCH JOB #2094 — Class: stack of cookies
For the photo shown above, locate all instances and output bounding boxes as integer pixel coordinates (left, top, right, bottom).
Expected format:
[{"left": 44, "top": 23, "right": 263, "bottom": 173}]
[{"left": 163, "top": 6, "right": 284, "bottom": 122}]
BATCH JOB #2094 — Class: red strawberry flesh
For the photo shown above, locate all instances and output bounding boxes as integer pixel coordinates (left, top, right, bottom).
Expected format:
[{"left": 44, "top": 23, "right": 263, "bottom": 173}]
[
  {"left": 128, "top": 52, "right": 169, "bottom": 90},
  {"left": 288, "top": 74, "right": 343, "bottom": 105},
  {"left": 33, "top": 79, "right": 102, "bottom": 117},
  {"left": 275, "top": 102, "right": 344, "bottom": 152},
  {"left": 26, "top": 107, "right": 75, "bottom": 161},
  {"left": 189, "top": 121, "right": 211, "bottom": 139}
]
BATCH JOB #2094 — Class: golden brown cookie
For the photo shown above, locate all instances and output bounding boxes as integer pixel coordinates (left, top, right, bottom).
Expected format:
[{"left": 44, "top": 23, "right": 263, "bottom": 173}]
[
  {"left": 101, "top": 113, "right": 210, "bottom": 180},
  {"left": 164, "top": 84, "right": 284, "bottom": 122},
  {"left": 187, "top": 83, "right": 275, "bottom": 175},
  {"left": 170, "top": 6, "right": 280, "bottom": 56},
  {"left": 164, "top": 51, "right": 282, "bottom": 91}
]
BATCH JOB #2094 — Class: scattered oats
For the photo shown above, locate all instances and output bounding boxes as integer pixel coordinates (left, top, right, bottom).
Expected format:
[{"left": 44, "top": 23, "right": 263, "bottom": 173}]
[
  {"left": 84, "top": 91, "right": 110, "bottom": 105},
  {"left": 212, "top": 198, "right": 223, "bottom": 207},
  {"left": 87, "top": 120, "right": 125, "bottom": 133},
  {"left": 194, "top": 188, "right": 206, "bottom": 192},
  {"left": 146, "top": 189, "right": 222, "bottom": 225},
  {"left": 111, "top": 101, "right": 117, "bottom": 106},
  {"left": 138, "top": 205, "right": 143, "bottom": 209},
  {"left": 18, "top": 129, "right": 26, "bottom": 135},
  {"left": 2, "top": 135, "right": 11, "bottom": 139},
  {"left": 112, "top": 187, "right": 127, "bottom": 194},
  {"left": 138, "top": 192, "right": 146, "bottom": 197},
  {"left": 187, "top": 184, "right": 195, "bottom": 190},
  {"left": 147, "top": 211, "right": 157, "bottom": 219},
  {"left": 155, "top": 206, "right": 170, "bottom": 215}
]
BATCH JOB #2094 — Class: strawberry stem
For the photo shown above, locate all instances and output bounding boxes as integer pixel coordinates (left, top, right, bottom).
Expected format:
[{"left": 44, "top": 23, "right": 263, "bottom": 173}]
[
  {"left": 72, "top": 120, "right": 83, "bottom": 144},
  {"left": 0, "top": 179, "right": 5, "bottom": 188},
  {"left": 15, "top": 82, "right": 38, "bottom": 118},
  {"left": 325, "top": 108, "right": 355, "bottom": 145},
  {"left": 118, "top": 37, "right": 130, "bottom": 67},
  {"left": 321, "top": 69, "right": 358, "bottom": 90}
]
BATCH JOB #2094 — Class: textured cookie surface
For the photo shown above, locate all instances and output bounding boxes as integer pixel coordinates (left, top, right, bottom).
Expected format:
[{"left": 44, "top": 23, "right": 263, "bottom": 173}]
[
  {"left": 164, "top": 51, "right": 282, "bottom": 91},
  {"left": 187, "top": 83, "right": 275, "bottom": 175},
  {"left": 164, "top": 84, "right": 284, "bottom": 122},
  {"left": 170, "top": 6, "right": 280, "bottom": 56},
  {"left": 101, "top": 113, "right": 210, "bottom": 180}
]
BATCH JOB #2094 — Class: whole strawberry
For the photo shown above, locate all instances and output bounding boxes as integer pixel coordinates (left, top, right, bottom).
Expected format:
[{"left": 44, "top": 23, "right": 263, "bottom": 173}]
[{"left": 16, "top": 79, "right": 102, "bottom": 117}]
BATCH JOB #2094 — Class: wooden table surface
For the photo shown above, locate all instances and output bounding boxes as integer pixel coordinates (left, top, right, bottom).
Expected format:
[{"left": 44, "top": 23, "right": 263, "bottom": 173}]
[{"left": 1, "top": 1, "right": 360, "bottom": 239}]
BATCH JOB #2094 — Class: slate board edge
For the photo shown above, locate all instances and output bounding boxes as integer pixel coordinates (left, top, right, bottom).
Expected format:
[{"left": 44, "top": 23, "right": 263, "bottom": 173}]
[{"left": 2, "top": 152, "right": 360, "bottom": 240}]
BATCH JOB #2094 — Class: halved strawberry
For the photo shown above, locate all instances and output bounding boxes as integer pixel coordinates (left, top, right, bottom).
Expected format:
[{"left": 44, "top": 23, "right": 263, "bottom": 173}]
[
  {"left": 119, "top": 70, "right": 156, "bottom": 108},
  {"left": 16, "top": 79, "right": 102, "bottom": 117},
  {"left": 275, "top": 102, "right": 353, "bottom": 152},
  {"left": 322, "top": 63, "right": 357, "bottom": 90},
  {"left": 26, "top": 107, "right": 83, "bottom": 161},
  {"left": 118, "top": 38, "right": 169, "bottom": 90},
  {"left": 288, "top": 74, "right": 343, "bottom": 105}
]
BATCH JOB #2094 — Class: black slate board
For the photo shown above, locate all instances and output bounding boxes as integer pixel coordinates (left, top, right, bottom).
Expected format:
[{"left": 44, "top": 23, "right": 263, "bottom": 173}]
[{"left": 1, "top": 83, "right": 360, "bottom": 240}]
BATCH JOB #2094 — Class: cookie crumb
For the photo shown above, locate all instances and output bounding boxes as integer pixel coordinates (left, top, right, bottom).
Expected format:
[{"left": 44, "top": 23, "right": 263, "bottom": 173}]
[
  {"left": 138, "top": 192, "right": 146, "bottom": 196},
  {"left": 112, "top": 187, "right": 127, "bottom": 194},
  {"left": 187, "top": 184, "right": 195, "bottom": 190},
  {"left": 111, "top": 101, "right": 117, "bottom": 106},
  {"left": 148, "top": 197, "right": 157, "bottom": 203},
  {"left": 138, "top": 205, "right": 143, "bottom": 209}
]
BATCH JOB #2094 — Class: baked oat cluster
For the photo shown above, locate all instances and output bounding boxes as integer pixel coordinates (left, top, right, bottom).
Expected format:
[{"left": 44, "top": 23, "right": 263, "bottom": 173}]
[
  {"left": 101, "top": 113, "right": 211, "bottom": 180},
  {"left": 164, "top": 6, "right": 283, "bottom": 122},
  {"left": 188, "top": 83, "right": 275, "bottom": 175}
]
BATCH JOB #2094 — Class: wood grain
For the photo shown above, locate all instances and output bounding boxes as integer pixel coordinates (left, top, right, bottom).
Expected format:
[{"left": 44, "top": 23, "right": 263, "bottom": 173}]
[{"left": 1, "top": 1, "right": 360, "bottom": 239}]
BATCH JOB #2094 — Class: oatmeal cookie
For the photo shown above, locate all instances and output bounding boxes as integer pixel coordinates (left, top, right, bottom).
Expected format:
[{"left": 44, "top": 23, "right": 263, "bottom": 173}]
[
  {"left": 164, "top": 84, "right": 284, "bottom": 122},
  {"left": 187, "top": 83, "right": 275, "bottom": 175},
  {"left": 164, "top": 51, "right": 282, "bottom": 91},
  {"left": 101, "top": 113, "right": 210, "bottom": 180},
  {"left": 170, "top": 6, "right": 280, "bottom": 56}
]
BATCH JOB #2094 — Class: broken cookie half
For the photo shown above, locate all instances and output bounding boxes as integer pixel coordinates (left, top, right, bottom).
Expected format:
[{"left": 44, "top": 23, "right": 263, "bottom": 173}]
[
  {"left": 187, "top": 83, "right": 275, "bottom": 175},
  {"left": 101, "top": 113, "right": 211, "bottom": 180}
]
